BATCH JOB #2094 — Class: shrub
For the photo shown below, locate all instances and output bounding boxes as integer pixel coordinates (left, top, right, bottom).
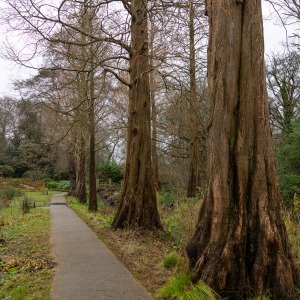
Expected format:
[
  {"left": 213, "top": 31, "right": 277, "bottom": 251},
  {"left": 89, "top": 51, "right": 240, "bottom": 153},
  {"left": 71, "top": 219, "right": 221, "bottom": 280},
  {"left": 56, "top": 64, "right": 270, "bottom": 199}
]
[
  {"left": 98, "top": 160, "right": 123, "bottom": 183},
  {"left": 45, "top": 181, "right": 58, "bottom": 190},
  {"left": 56, "top": 180, "right": 70, "bottom": 191},
  {"left": 23, "top": 170, "right": 46, "bottom": 180},
  {"left": 159, "top": 188, "right": 181, "bottom": 207},
  {"left": 0, "top": 188, "right": 22, "bottom": 200},
  {"left": 45, "top": 180, "right": 69, "bottom": 191},
  {"left": 164, "top": 215, "right": 184, "bottom": 246},
  {"left": 0, "top": 165, "right": 15, "bottom": 177}
]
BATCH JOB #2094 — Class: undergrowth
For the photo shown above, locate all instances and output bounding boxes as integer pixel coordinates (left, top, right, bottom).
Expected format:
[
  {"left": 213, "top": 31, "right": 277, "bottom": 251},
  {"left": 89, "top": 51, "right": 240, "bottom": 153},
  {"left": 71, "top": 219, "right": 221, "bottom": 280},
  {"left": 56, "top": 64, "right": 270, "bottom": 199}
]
[
  {"left": 67, "top": 188, "right": 300, "bottom": 299},
  {"left": 0, "top": 183, "right": 54, "bottom": 300}
]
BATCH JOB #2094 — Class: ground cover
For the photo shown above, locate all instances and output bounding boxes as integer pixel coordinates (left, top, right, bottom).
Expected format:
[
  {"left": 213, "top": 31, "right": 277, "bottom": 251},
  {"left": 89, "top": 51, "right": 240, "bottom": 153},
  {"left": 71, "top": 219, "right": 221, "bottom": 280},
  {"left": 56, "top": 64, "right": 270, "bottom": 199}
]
[
  {"left": 68, "top": 192, "right": 202, "bottom": 297},
  {"left": 0, "top": 181, "right": 55, "bottom": 300},
  {"left": 69, "top": 190, "right": 300, "bottom": 299}
]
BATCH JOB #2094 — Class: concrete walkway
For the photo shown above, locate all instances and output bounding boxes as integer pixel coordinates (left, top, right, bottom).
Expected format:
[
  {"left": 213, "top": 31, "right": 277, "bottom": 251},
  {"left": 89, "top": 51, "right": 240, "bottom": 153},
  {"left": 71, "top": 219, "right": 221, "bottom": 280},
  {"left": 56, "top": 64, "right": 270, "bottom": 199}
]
[{"left": 50, "top": 194, "right": 152, "bottom": 300}]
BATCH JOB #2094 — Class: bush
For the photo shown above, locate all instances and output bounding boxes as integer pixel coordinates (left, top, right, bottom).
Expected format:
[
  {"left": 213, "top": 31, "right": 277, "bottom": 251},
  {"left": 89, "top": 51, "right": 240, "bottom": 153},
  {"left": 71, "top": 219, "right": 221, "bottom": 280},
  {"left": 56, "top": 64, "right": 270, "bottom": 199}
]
[
  {"left": 159, "top": 188, "right": 182, "bottom": 207},
  {"left": 0, "top": 165, "right": 15, "bottom": 177},
  {"left": 98, "top": 160, "right": 123, "bottom": 183},
  {"left": 23, "top": 170, "right": 46, "bottom": 180},
  {"left": 45, "top": 180, "right": 69, "bottom": 191},
  {"left": 45, "top": 181, "right": 58, "bottom": 190},
  {"left": 56, "top": 180, "right": 70, "bottom": 191},
  {"left": 0, "top": 188, "right": 22, "bottom": 200}
]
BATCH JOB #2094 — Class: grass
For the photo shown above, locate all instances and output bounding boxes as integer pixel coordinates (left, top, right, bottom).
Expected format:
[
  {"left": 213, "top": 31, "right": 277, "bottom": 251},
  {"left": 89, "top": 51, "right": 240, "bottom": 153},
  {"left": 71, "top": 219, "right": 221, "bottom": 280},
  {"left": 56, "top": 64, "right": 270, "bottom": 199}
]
[
  {"left": 67, "top": 189, "right": 300, "bottom": 299},
  {"left": 157, "top": 272, "right": 221, "bottom": 300},
  {"left": 68, "top": 196, "right": 176, "bottom": 295},
  {"left": 162, "top": 252, "right": 183, "bottom": 269},
  {"left": 0, "top": 183, "right": 55, "bottom": 300}
]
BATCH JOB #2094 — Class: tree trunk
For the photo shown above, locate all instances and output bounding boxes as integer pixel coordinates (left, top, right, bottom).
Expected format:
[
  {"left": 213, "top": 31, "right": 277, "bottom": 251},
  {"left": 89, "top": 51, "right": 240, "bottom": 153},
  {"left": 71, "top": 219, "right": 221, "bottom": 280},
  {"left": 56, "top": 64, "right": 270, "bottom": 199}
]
[
  {"left": 76, "top": 133, "right": 87, "bottom": 204},
  {"left": 85, "top": 0, "right": 97, "bottom": 212},
  {"left": 112, "top": 0, "right": 162, "bottom": 230},
  {"left": 186, "top": 1, "right": 299, "bottom": 299},
  {"left": 187, "top": 0, "right": 200, "bottom": 198},
  {"left": 149, "top": 21, "right": 159, "bottom": 189},
  {"left": 87, "top": 68, "right": 98, "bottom": 212},
  {"left": 67, "top": 143, "right": 77, "bottom": 196}
]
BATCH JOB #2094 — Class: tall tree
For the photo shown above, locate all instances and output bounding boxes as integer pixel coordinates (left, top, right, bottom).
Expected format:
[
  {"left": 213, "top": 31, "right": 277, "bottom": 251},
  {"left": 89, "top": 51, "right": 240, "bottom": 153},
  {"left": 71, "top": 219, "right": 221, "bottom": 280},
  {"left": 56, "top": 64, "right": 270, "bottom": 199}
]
[
  {"left": 266, "top": 51, "right": 300, "bottom": 134},
  {"left": 112, "top": 0, "right": 162, "bottom": 229},
  {"left": 186, "top": 1, "right": 300, "bottom": 299},
  {"left": 187, "top": 0, "right": 200, "bottom": 198}
]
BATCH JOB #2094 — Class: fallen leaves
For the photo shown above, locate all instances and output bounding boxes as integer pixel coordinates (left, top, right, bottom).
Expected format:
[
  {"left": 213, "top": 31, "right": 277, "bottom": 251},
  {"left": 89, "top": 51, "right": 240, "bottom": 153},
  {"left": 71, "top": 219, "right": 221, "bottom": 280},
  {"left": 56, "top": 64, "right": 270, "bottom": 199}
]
[{"left": 0, "top": 255, "right": 55, "bottom": 274}]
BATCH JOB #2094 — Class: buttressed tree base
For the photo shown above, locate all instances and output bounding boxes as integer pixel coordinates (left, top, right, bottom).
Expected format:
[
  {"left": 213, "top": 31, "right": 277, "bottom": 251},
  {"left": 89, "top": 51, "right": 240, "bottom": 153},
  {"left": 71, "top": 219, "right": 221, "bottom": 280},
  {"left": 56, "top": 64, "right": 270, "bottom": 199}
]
[{"left": 186, "top": 1, "right": 300, "bottom": 299}]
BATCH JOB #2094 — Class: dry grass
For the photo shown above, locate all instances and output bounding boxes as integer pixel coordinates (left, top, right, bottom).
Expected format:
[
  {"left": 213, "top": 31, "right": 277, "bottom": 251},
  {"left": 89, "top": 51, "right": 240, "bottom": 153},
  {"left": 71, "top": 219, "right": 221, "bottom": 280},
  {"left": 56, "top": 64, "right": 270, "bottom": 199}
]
[
  {"left": 68, "top": 196, "right": 199, "bottom": 296},
  {"left": 69, "top": 193, "right": 300, "bottom": 299}
]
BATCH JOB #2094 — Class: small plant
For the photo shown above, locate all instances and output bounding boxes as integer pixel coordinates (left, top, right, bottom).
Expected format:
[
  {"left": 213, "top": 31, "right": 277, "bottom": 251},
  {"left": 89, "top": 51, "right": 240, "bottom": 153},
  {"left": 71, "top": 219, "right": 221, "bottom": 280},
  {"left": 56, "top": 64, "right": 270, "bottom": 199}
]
[
  {"left": 157, "top": 272, "right": 221, "bottom": 300},
  {"left": 165, "top": 215, "right": 184, "bottom": 246},
  {"left": 21, "top": 195, "right": 33, "bottom": 214},
  {"left": 162, "top": 252, "right": 183, "bottom": 269}
]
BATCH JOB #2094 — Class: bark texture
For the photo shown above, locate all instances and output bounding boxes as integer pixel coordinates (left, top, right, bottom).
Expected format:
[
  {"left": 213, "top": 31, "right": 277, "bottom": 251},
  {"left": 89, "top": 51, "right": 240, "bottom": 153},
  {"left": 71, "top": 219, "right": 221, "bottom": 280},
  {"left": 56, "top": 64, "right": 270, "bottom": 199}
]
[
  {"left": 150, "top": 23, "right": 159, "bottom": 189},
  {"left": 187, "top": 0, "right": 200, "bottom": 198},
  {"left": 186, "top": 1, "right": 300, "bottom": 299},
  {"left": 88, "top": 69, "right": 97, "bottom": 212},
  {"left": 112, "top": 0, "right": 162, "bottom": 230},
  {"left": 76, "top": 133, "right": 87, "bottom": 204},
  {"left": 67, "top": 143, "right": 77, "bottom": 196}
]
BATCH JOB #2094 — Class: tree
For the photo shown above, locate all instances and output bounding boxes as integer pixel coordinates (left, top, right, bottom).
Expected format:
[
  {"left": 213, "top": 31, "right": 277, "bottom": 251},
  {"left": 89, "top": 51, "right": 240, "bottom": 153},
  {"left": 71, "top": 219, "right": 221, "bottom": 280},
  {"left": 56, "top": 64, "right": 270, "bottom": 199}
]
[
  {"left": 186, "top": 1, "right": 300, "bottom": 299},
  {"left": 112, "top": 0, "right": 162, "bottom": 230},
  {"left": 267, "top": 0, "right": 300, "bottom": 48},
  {"left": 266, "top": 51, "right": 300, "bottom": 134},
  {"left": 187, "top": 0, "right": 200, "bottom": 198},
  {"left": 276, "top": 118, "right": 300, "bottom": 202}
]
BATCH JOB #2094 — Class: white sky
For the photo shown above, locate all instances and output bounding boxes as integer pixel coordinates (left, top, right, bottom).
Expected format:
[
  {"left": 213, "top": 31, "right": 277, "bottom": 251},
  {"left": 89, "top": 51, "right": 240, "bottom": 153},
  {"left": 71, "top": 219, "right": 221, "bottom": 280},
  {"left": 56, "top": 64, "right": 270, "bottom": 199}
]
[{"left": 0, "top": 1, "right": 296, "bottom": 98}]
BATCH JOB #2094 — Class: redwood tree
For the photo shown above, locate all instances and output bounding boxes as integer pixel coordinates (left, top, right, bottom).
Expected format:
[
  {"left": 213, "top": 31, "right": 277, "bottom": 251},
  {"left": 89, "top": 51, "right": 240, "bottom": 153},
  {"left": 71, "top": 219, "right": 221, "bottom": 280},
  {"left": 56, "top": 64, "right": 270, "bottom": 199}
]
[
  {"left": 112, "top": 0, "right": 162, "bottom": 230},
  {"left": 186, "top": 1, "right": 300, "bottom": 299}
]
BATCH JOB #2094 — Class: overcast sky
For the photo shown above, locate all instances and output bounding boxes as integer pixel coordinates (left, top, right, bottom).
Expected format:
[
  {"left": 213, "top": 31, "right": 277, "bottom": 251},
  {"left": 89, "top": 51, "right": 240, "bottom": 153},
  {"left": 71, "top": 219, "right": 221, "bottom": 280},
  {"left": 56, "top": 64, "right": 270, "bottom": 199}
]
[{"left": 0, "top": 2, "right": 295, "bottom": 98}]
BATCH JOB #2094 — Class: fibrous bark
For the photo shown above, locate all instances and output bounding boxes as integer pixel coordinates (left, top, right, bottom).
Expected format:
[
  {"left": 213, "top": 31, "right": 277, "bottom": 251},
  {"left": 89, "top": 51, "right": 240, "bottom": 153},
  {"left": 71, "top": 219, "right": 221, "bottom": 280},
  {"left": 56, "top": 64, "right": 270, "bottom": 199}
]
[
  {"left": 67, "top": 143, "right": 77, "bottom": 196},
  {"left": 76, "top": 133, "right": 87, "bottom": 204},
  {"left": 186, "top": 1, "right": 299, "bottom": 299},
  {"left": 112, "top": 0, "right": 162, "bottom": 230},
  {"left": 187, "top": 0, "right": 200, "bottom": 198}
]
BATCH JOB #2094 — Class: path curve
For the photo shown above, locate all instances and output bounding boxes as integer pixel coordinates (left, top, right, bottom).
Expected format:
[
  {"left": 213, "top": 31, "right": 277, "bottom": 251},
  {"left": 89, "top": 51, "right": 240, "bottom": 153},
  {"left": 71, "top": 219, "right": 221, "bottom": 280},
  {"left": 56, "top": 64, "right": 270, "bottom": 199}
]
[{"left": 50, "top": 194, "right": 152, "bottom": 300}]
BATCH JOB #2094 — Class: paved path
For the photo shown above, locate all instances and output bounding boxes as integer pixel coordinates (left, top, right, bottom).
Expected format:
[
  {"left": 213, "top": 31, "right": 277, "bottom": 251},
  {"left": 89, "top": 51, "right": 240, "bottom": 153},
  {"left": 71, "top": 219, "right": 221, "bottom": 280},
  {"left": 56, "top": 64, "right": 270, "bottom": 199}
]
[{"left": 50, "top": 194, "right": 152, "bottom": 300}]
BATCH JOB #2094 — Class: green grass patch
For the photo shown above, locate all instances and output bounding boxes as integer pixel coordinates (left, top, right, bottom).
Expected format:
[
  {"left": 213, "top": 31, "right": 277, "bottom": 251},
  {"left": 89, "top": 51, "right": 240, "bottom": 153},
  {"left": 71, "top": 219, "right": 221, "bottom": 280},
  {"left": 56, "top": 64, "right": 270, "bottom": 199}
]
[
  {"left": 68, "top": 196, "right": 114, "bottom": 229},
  {"left": 157, "top": 272, "right": 221, "bottom": 300},
  {"left": 24, "top": 190, "right": 59, "bottom": 207},
  {"left": 0, "top": 195, "right": 54, "bottom": 299},
  {"left": 162, "top": 252, "right": 184, "bottom": 269}
]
